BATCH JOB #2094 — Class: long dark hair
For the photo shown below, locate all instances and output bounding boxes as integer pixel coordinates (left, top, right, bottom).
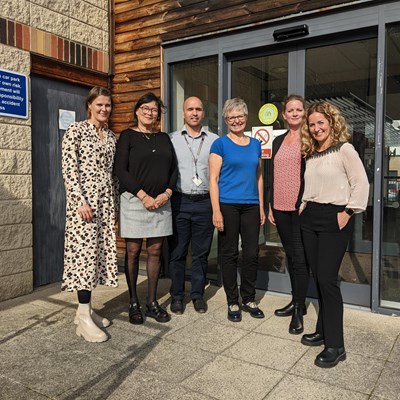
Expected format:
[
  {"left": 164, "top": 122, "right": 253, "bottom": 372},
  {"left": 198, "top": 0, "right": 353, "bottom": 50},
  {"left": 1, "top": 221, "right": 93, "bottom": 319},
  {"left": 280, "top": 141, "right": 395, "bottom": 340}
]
[
  {"left": 133, "top": 92, "right": 165, "bottom": 126},
  {"left": 85, "top": 86, "right": 113, "bottom": 119}
]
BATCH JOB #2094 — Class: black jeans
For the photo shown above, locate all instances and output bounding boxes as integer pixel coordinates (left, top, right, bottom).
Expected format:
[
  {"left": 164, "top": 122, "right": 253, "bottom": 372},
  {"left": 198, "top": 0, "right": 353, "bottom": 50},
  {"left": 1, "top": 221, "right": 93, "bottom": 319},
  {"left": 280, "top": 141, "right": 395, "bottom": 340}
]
[
  {"left": 300, "top": 202, "right": 354, "bottom": 348},
  {"left": 273, "top": 209, "right": 309, "bottom": 305},
  {"left": 168, "top": 194, "right": 214, "bottom": 301},
  {"left": 219, "top": 203, "right": 260, "bottom": 305}
]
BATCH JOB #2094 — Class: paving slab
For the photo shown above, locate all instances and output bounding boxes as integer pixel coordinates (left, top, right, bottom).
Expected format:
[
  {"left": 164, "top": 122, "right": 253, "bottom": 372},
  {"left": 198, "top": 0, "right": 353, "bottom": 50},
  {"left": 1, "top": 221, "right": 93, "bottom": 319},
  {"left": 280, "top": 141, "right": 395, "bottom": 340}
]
[
  {"left": 182, "top": 355, "right": 283, "bottom": 400},
  {"left": 264, "top": 374, "right": 369, "bottom": 400},
  {"left": 223, "top": 331, "right": 308, "bottom": 372}
]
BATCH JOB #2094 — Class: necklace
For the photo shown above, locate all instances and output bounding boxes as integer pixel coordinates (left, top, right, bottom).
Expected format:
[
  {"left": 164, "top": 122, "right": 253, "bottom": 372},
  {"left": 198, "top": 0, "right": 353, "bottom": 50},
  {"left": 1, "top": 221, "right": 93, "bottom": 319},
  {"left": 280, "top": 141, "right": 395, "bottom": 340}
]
[{"left": 137, "top": 128, "right": 157, "bottom": 152}]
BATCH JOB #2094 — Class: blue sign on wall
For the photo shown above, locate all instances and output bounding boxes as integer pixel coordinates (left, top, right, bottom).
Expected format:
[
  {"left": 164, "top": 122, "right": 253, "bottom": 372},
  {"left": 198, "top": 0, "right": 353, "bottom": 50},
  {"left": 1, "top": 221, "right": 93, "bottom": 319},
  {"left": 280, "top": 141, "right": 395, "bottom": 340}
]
[{"left": 0, "top": 69, "right": 28, "bottom": 119}]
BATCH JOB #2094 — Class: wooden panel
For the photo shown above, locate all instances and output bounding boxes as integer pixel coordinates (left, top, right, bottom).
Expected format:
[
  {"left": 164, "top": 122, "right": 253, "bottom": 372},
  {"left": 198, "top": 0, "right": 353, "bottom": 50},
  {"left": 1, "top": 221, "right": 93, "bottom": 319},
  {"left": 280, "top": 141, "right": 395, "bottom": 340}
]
[
  {"left": 113, "top": 67, "right": 160, "bottom": 83},
  {"left": 114, "top": 46, "right": 160, "bottom": 65},
  {"left": 31, "top": 54, "right": 108, "bottom": 87}
]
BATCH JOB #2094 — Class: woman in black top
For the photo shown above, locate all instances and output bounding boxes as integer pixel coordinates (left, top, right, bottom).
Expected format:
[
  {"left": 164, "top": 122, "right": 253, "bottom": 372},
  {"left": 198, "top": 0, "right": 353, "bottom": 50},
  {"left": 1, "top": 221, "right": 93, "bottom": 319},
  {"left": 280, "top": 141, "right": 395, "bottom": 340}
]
[{"left": 115, "top": 92, "right": 177, "bottom": 324}]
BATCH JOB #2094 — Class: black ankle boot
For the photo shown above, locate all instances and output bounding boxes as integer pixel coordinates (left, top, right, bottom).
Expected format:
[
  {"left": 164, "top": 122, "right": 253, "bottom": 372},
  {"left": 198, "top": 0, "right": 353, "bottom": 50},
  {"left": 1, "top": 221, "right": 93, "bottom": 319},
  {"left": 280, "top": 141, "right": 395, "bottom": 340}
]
[
  {"left": 274, "top": 299, "right": 294, "bottom": 317},
  {"left": 289, "top": 304, "right": 305, "bottom": 334}
]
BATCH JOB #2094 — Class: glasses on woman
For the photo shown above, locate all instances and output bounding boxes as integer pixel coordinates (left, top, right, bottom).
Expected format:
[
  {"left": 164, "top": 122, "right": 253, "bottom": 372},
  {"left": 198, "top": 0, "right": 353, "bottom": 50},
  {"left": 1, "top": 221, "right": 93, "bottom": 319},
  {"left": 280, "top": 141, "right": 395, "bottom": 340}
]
[
  {"left": 140, "top": 106, "right": 159, "bottom": 115},
  {"left": 226, "top": 114, "right": 246, "bottom": 123}
]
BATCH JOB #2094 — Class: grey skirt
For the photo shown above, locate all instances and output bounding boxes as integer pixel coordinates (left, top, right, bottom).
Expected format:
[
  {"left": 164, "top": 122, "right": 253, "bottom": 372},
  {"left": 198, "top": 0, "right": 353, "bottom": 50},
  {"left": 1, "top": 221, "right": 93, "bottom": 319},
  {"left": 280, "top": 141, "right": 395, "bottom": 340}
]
[{"left": 119, "top": 192, "right": 172, "bottom": 238}]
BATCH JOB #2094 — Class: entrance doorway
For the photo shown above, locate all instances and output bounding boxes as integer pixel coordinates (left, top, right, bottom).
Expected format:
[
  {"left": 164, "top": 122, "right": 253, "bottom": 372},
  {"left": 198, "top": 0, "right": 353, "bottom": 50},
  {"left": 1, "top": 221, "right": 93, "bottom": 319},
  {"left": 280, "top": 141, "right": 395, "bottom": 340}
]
[
  {"left": 231, "top": 35, "right": 377, "bottom": 307},
  {"left": 31, "top": 76, "right": 88, "bottom": 287}
]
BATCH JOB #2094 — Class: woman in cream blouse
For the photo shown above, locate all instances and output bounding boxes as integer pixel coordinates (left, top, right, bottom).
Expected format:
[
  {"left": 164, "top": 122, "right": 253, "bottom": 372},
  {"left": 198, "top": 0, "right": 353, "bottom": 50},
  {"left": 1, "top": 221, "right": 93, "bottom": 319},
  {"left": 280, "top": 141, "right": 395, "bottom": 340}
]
[{"left": 299, "top": 101, "right": 369, "bottom": 368}]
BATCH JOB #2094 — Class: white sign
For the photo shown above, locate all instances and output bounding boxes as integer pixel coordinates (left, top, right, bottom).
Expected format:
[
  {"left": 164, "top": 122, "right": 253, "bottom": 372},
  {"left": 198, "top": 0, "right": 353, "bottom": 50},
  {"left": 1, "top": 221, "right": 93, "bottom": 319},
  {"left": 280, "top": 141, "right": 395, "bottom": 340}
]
[
  {"left": 252, "top": 126, "right": 273, "bottom": 159},
  {"left": 59, "top": 109, "right": 76, "bottom": 130}
]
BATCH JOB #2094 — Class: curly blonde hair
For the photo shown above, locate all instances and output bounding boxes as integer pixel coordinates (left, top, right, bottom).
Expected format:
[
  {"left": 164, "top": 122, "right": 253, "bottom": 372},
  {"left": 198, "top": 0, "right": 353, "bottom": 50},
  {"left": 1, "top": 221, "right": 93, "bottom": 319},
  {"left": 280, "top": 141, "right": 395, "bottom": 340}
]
[{"left": 301, "top": 101, "right": 350, "bottom": 157}]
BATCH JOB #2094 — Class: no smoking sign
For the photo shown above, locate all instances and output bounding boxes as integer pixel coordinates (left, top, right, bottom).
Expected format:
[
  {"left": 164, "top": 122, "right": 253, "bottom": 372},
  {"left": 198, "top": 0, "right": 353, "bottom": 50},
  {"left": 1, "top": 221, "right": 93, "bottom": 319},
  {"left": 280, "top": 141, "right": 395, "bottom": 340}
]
[{"left": 252, "top": 126, "right": 273, "bottom": 159}]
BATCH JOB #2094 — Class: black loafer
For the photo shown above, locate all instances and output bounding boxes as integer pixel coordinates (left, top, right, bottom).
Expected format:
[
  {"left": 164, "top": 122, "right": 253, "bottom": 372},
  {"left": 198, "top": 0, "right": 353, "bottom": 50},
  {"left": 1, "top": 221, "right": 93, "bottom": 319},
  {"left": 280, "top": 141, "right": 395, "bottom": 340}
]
[
  {"left": 193, "top": 298, "right": 208, "bottom": 313},
  {"left": 242, "top": 302, "right": 265, "bottom": 318},
  {"left": 170, "top": 299, "right": 184, "bottom": 315},
  {"left": 301, "top": 332, "right": 324, "bottom": 346},
  {"left": 315, "top": 347, "right": 346, "bottom": 368},
  {"left": 228, "top": 304, "right": 242, "bottom": 322}
]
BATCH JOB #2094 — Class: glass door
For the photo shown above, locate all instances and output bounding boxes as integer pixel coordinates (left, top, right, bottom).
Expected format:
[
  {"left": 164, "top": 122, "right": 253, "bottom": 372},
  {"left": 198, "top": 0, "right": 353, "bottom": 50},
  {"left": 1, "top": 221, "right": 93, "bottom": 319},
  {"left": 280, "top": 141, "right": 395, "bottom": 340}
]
[
  {"left": 304, "top": 37, "right": 376, "bottom": 306},
  {"left": 231, "top": 53, "right": 293, "bottom": 293},
  {"left": 381, "top": 25, "right": 400, "bottom": 311},
  {"left": 230, "top": 36, "right": 377, "bottom": 306}
]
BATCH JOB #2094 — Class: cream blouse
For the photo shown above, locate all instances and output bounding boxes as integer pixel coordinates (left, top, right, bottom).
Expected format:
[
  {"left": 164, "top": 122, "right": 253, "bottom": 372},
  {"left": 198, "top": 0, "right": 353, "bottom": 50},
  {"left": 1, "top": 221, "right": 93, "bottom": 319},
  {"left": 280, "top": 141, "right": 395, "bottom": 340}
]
[{"left": 301, "top": 142, "right": 369, "bottom": 213}]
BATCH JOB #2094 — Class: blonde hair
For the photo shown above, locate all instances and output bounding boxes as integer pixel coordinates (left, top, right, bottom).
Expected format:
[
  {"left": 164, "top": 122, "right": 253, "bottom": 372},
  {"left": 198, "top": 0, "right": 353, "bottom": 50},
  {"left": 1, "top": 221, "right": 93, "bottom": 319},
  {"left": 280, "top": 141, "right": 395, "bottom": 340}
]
[
  {"left": 223, "top": 98, "right": 248, "bottom": 118},
  {"left": 283, "top": 94, "right": 305, "bottom": 112},
  {"left": 301, "top": 101, "right": 350, "bottom": 157}
]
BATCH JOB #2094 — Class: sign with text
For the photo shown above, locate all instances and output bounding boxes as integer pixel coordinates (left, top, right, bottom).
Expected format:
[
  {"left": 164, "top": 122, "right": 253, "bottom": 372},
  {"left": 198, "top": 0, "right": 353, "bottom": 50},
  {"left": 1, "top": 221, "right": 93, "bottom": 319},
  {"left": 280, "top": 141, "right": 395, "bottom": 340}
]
[
  {"left": 0, "top": 69, "right": 28, "bottom": 119},
  {"left": 252, "top": 126, "right": 273, "bottom": 159}
]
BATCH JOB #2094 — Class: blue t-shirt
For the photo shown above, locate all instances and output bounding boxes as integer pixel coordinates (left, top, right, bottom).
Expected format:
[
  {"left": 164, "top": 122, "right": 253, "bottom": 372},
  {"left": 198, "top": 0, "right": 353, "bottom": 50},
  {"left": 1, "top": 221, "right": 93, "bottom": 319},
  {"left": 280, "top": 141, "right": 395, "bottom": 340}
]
[{"left": 210, "top": 135, "right": 261, "bottom": 204}]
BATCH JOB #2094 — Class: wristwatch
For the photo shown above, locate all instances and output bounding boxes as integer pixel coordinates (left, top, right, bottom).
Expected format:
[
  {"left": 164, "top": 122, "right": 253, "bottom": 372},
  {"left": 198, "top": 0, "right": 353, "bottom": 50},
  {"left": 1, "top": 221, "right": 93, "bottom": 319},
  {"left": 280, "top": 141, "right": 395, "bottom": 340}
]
[{"left": 345, "top": 208, "right": 354, "bottom": 217}]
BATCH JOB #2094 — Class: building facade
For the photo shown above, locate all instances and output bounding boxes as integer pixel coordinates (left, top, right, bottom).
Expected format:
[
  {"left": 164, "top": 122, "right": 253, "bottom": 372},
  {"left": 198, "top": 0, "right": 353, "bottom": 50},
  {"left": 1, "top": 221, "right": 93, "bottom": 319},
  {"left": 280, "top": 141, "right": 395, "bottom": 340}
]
[
  {"left": 0, "top": 0, "right": 111, "bottom": 301},
  {"left": 1, "top": 0, "right": 399, "bottom": 317}
]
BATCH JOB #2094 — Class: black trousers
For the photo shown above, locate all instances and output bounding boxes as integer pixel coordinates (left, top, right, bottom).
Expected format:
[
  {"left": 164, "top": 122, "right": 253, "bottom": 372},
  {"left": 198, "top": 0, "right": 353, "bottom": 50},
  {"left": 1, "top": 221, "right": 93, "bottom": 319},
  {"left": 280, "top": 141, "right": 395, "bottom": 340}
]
[
  {"left": 219, "top": 203, "right": 260, "bottom": 305},
  {"left": 273, "top": 209, "right": 309, "bottom": 305},
  {"left": 168, "top": 195, "right": 214, "bottom": 301},
  {"left": 300, "top": 202, "right": 354, "bottom": 348}
]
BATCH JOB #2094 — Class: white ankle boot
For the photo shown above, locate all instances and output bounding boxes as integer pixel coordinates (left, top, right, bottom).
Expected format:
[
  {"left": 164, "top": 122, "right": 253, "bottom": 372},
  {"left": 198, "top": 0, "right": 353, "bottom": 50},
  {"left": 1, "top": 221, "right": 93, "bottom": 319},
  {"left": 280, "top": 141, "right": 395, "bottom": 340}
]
[
  {"left": 75, "top": 303, "right": 108, "bottom": 343},
  {"left": 74, "top": 303, "right": 111, "bottom": 328}
]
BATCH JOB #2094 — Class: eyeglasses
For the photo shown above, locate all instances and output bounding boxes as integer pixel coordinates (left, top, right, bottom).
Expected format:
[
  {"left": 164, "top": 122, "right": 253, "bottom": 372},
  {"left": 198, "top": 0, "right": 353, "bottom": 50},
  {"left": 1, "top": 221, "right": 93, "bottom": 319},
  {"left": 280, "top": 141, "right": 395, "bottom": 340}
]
[
  {"left": 140, "top": 106, "right": 159, "bottom": 115},
  {"left": 226, "top": 114, "right": 246, "bottom": 123}
]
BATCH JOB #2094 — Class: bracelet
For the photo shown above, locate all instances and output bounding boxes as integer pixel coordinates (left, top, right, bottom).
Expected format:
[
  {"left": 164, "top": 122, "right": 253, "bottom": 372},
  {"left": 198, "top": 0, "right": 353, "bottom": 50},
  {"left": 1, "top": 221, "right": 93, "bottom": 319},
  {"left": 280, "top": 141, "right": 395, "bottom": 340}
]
[
  {"left": 141, "top": 194, "right": 148, "bottom": 202},
  {"left": 164, "top": 191, "right": 171, "bottom": 199}
]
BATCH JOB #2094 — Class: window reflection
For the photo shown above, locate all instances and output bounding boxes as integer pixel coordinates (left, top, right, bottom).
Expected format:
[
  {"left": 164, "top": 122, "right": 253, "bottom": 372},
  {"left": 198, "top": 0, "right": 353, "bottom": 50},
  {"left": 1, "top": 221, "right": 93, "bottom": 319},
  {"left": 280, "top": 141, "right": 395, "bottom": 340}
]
[
  {"left": 170, "top": 57, "right": 218, "bottom": 133},
  {"left": 381, "top": 26, "right": 400, "bottom": 308},
  {"left": 305, "top": 39, "right": 377, "bottom": 290}
]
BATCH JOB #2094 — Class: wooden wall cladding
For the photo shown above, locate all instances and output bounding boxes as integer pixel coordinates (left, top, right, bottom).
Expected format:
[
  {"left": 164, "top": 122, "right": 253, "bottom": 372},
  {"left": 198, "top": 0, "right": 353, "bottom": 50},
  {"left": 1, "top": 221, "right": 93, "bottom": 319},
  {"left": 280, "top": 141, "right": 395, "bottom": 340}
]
[{"left": 113, "top": 0, "right": 353, "bottom": 133}]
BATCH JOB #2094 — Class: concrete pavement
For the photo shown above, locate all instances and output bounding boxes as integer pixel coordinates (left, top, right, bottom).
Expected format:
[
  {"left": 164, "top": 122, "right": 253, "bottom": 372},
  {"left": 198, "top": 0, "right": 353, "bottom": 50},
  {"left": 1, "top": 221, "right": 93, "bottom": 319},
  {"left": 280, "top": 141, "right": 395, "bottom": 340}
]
[{"left": 0, "top": 275, "right": 399, "bottom": 400}]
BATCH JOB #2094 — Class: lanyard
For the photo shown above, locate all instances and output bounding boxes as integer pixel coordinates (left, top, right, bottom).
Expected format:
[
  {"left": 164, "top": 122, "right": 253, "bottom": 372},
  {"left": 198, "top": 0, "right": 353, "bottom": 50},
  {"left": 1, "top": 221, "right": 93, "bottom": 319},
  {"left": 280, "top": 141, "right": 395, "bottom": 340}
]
[{"left": 183, "top": 134, "right": 205, "bottom": 177}]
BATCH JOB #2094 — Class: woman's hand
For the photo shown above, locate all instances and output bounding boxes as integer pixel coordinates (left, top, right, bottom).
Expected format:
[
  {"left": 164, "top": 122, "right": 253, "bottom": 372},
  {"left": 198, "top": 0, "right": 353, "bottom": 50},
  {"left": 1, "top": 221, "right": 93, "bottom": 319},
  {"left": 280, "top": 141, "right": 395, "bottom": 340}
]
[
  {"left": 213, "top": 210, "right": 224, "bottom": 232},
  {"left": 337, "top": 211, "right": 351, "bottom": 230},
  {"left": 142, "top": 195, "right": 156, "bottom": 210},
  {"left": 78, "top": 204, "right": 93, "bottom": 222},
  {"left": 260, "top": 206, "right": 266, "bottom": 226},
  {"left": 154, "top": 192, "right": 169, "bottom": 208},
  {"left": 267, "top": 204, "right": 275, "bottom": 225}
]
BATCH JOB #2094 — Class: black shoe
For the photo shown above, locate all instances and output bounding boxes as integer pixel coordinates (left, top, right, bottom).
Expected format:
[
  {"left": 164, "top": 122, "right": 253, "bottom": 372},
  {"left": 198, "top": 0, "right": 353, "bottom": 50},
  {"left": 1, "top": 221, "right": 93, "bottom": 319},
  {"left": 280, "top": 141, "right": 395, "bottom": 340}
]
[
  {"left": 289, "top": 304, "right": 305, "bottom": 335},
  {"left": 129, "top": 302, "right": 144, "bottom": 325},
  {"left": 193, "top": 298, "right": 207, "bottom": 313},
  {"left": 145, "top": 301, "right": 171, "bottom": 323},
  {"left": 228, "top": 304, "right": 242, "bottom": 322},
  {"left": 241, "top": 301, "right": 265, "bottom": 319},
  {"left": 301, "top": 332, "right": 324, "bottom": 346},
  {"left": 170, "top": 299, "right": 184, "bottom": 315},
  {"left": 274, "top": 300, "right": 294, "bottom": 317},
  {"left": 315, "top": 347, "right": 346, "bottom": 368}
]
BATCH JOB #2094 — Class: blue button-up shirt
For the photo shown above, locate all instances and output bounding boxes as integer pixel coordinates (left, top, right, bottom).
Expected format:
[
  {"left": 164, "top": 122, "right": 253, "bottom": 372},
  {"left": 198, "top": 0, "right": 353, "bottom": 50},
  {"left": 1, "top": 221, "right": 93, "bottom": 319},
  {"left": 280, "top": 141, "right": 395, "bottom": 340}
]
[{"left": 169, "top": 125, "right": 219, "bottom": 194}]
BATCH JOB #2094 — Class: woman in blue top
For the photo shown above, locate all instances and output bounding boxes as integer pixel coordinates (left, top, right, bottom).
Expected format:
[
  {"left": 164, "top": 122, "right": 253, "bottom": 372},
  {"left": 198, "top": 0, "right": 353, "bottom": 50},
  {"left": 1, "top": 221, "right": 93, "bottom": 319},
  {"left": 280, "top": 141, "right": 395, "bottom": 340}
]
[{"left": 209, "top": 98, "right": 266, "bottom": 322}]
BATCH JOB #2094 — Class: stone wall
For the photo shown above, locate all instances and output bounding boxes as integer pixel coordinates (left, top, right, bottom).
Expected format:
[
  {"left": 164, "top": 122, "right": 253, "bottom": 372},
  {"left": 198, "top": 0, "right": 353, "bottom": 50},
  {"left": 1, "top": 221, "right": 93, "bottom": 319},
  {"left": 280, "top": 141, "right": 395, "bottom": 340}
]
[
  {"left": 0, "top": 0, "right": 110, "bottom": 301},
  {"left": 2, "top": 0, "right": 109, "bottom": 52},
  {"left": 0, "top": 44, "right": 32, "bottom": 301}
]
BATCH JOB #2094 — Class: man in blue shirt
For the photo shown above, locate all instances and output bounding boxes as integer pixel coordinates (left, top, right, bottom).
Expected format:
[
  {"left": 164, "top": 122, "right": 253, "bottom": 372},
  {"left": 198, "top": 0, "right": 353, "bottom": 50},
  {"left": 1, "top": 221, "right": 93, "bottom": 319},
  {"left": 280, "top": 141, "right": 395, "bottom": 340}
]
[{"left": 168, "top": 97, "right": 218, "bottom": 314}]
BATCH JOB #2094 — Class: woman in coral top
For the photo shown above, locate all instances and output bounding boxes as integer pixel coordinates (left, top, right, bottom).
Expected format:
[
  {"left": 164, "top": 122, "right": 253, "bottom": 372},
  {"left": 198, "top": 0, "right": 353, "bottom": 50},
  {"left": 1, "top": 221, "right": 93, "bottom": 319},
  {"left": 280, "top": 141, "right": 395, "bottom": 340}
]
[{"left": 268, "top": 95, "right": 309, "bottom": 335}]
